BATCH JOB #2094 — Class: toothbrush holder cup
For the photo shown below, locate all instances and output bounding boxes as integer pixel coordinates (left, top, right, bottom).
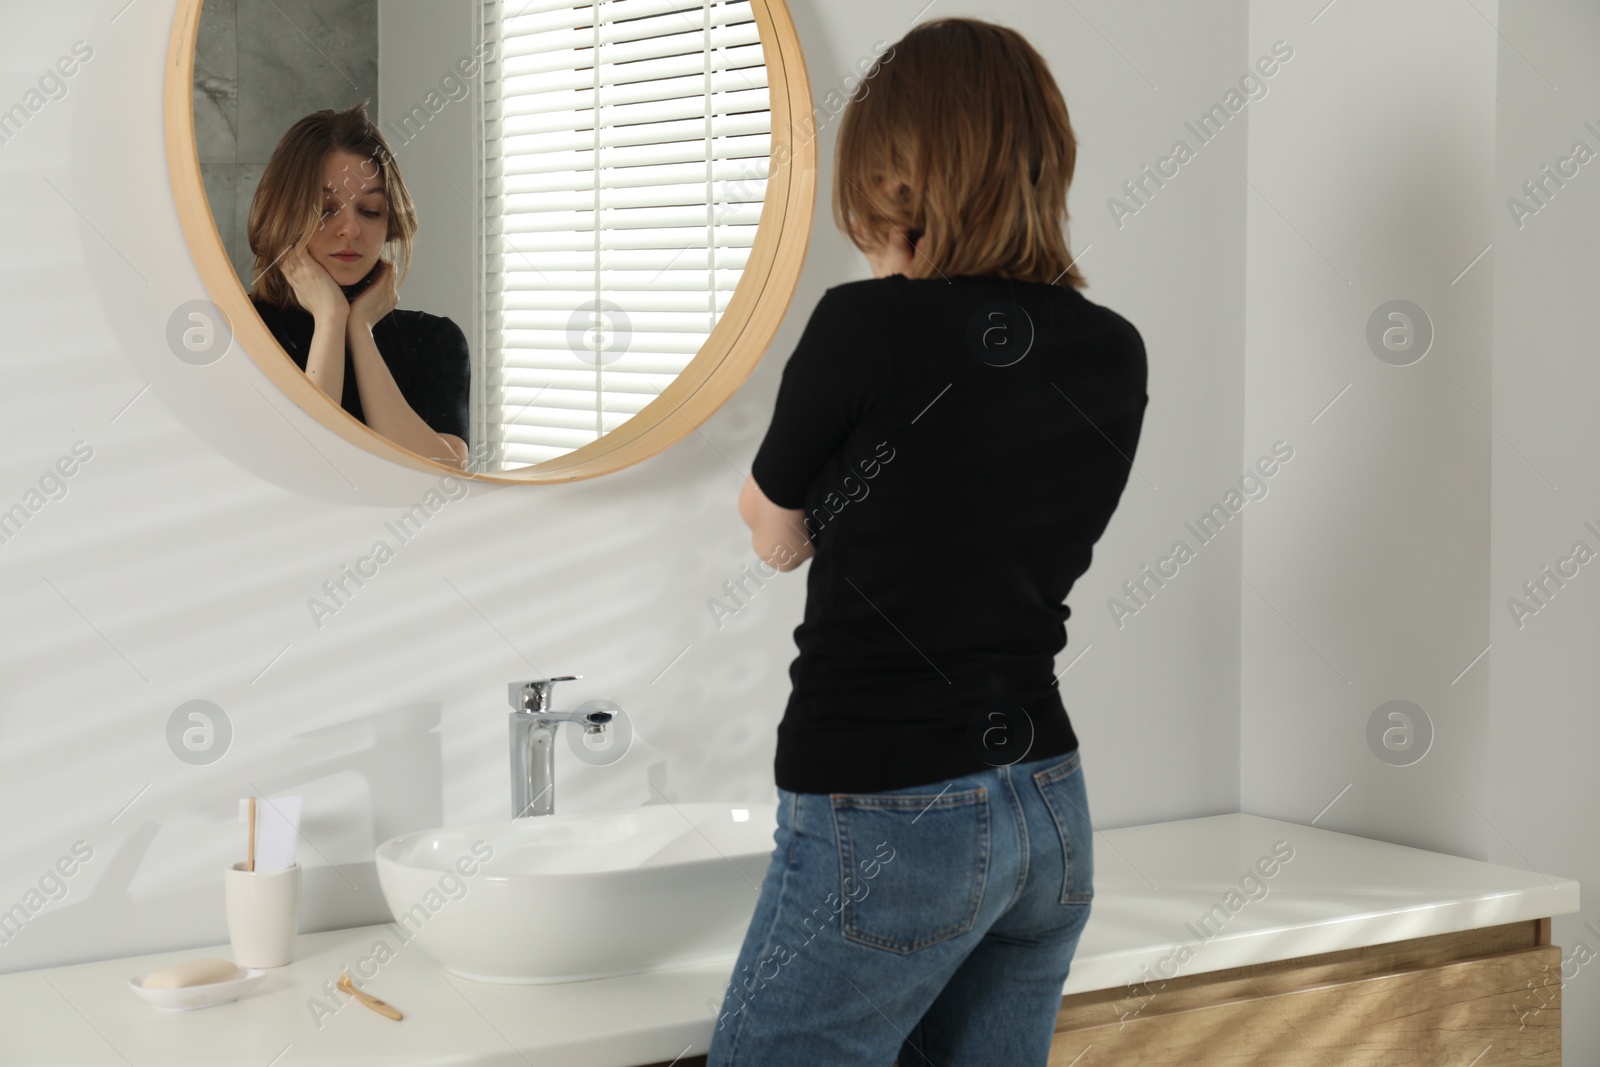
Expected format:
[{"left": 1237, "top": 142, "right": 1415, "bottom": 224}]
[{"left": 223, "top": 862, "right": 300, "bottom": 968}]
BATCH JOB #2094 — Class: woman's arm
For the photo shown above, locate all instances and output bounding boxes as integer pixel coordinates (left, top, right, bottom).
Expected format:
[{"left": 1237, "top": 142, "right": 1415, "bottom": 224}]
[
  {"left": 305, "top": 311, "right": 348, "bottom": 402},
  {"left": 345, "top": 262, "right": 469, "bottom": 470},
  {"left": 742, "top": 281, "right": 897, "bottom": 572},
  {"left": 739, "top": 475, "right": 813, "bottom": 571},
  {"left": 437, "top": 434, "right": 469, "bottom": 465},
  {"left": 281, "top": 249, "right": 349, "bottom": 403},
  {"left": 347, "top": 325, "right": 469, "bottom": 470}
]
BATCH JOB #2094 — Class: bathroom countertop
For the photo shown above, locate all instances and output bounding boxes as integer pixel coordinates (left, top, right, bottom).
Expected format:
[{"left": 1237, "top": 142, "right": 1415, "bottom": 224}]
[{"left": 0, "top": 813, "right": 1579, "bottom": 1066}]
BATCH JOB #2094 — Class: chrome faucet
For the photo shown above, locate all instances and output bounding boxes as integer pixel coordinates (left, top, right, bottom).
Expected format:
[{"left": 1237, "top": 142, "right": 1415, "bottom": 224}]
[{"left": 507, "top": 676, "right": 613, "bottom": 818}]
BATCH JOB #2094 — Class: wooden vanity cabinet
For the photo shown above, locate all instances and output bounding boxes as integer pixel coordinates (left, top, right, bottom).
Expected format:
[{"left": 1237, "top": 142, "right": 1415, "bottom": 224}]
[
  {"left": 1045, "top": 918, "right": 1560, "bottom": 1066},
  {"left": 644, "top": 919, "right": 1562, "bottom": 1067}
]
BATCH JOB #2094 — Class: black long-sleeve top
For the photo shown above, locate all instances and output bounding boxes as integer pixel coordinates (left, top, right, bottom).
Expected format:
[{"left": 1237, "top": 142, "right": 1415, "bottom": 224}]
[
  {"left": 250, "top": 295, "right": 471, "bottom": 444},
  {"left": 751, "top": 274, "right": 1148, "bottom": 794}
]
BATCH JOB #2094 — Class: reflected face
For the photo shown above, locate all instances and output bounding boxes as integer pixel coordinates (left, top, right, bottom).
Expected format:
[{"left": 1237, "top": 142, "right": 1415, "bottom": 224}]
[{"left": 306, "top": 148, "right": 389, "bottom": 286}]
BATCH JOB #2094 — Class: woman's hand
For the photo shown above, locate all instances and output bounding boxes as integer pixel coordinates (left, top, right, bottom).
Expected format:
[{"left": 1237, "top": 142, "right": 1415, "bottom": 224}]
[
  {"left": 347, "top": 258, "right": 399, "bottom": 335},
  {"left": 281, "top": 248, "right": 349, "bottom": 325}
]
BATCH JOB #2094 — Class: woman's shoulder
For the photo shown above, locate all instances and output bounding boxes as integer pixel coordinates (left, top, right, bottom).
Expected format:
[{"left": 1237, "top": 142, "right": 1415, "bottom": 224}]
[
  {"left": 1039, "top": 281, "right": 1135, "bottom": 337},
  {"left": 390, "top": 307, "right": 464, "bottom": 334},
  {"left": 1064, "top": 293, "right": 1146, "bottom": 390},
  {"left": 250, "top": 294, "right": 300, "bottom": 317},
  {"left": 1076, "top": 295, "right": 1143, "bottom": 349},
  {"left": 249, "top": 295, "right": 310, "bottom": 335},
  {"left": 386, "top": 310, "right": 471, "bottom": 371}
]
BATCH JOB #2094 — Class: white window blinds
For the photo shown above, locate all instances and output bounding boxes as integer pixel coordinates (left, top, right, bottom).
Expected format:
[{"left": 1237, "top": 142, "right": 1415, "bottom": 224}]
[{"left": 480, "top": 0, "right": 773, "bottom": 469}]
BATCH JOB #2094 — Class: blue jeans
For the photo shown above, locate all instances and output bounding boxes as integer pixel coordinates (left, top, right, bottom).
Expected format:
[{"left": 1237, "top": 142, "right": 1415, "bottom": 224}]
[{"left": 705, "top": 748, "right": 1094, "bottom": 1066}]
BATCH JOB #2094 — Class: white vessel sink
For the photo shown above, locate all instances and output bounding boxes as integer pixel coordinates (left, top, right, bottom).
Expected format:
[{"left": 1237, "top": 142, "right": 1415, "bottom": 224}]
[{"left": 374, "top": 803, "right": 778, "bottom": 984}]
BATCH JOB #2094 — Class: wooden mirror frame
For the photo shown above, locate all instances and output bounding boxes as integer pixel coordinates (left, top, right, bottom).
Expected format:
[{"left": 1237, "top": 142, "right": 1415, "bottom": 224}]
[{"left": 164, "top": 0, "right": 815, "bottom": 484}]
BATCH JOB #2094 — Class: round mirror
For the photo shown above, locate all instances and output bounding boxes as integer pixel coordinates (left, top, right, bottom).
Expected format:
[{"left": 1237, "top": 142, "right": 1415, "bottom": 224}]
[{"left": 164, "top": 0, "right": 814, "bottom": 482}]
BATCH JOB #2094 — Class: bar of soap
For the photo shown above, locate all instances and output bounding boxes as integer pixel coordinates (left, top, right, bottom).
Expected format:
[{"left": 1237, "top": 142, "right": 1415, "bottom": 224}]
[{"left": 142, "top": 958, "right": 242, "bottom": 989}]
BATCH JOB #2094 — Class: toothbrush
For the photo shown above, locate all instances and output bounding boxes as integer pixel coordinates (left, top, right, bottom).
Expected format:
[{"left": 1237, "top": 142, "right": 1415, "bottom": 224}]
[
  {"left": 247, "top": 796, "right": 256, "bottom": 872},
  {"left": 339, "top": 972, "right": 403, "bottom": 1020}
]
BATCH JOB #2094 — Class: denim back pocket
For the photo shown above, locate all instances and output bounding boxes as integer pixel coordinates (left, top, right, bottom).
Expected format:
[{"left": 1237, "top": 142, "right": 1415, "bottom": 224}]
[
  {"left": 1032, "top": 750, "right": 1094, "bottom": 905},
  {"left": 828, "top": 787, "right": 990, "bottom": 954}
]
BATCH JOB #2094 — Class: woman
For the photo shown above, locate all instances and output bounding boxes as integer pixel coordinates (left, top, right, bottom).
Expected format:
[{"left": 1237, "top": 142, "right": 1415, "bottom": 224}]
[
  {"left": 715, "top": 17, "right": 1148, "bottom": 1067},
  {"left": 246, "top": 103, "right": 471, "bottom": 470}
]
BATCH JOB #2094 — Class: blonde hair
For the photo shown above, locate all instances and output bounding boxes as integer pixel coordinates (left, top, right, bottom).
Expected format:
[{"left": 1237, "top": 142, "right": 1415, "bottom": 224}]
[
  {"left": 247, "top": 102, "right": 418, "bottom": 309},
  {"left": 833, "top": 18, "right": 1086, "bottom": 289}
]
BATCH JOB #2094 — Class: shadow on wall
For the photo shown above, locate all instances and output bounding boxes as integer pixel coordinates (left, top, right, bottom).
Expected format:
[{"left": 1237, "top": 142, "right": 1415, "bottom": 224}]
[{"left": 0, "top": 702, "right": 442, "bottom": 974}]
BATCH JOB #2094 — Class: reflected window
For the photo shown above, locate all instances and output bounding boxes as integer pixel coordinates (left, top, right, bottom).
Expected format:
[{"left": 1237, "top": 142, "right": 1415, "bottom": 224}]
[{"left": 483, "top": 0, "right": 773, "bottom": 468}]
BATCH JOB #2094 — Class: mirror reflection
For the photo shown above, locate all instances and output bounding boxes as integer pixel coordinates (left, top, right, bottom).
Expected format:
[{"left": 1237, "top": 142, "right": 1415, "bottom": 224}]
[
  {"left": 193, "top": 0, "right": 775, "bottom": 473},
  {"left": 249, "top": 108, "right": 471, "bottom": 469}
]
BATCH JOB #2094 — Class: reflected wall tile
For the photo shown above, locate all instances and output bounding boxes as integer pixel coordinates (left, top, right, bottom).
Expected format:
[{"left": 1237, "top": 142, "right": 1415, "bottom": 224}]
[
  {"left": 199, "top": 162, "right": 238, "bottom": 275},
  {"left": 194, "top": 0, "right": 238, "bottom": 162},
  {"left": 233, "top": 163, "right": 265, "bottom": 295},
  {"left": 236, "top": 0, "right": 379, "bottom": 163},
  {"left": 197, "top": 0, "right": 237, "bottom": 79}
]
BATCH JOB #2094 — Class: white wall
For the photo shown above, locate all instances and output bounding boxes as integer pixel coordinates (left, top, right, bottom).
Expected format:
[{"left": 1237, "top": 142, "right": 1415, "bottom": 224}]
[
  {"left": 1236, "top": 0, "right": 1600, "bottom": 1060},
  {"left": 375, "top": 0, "right": 477, "bottom": 354},
  {"left": 1239, "top": 0, "right": 1499, "bottom": 844},
  {"left": 0, "top": 0, "right": 1263, "bottom": 1022},
  {"left": 1490, "top": 1, "right": 1600, "bottom": 1061}
]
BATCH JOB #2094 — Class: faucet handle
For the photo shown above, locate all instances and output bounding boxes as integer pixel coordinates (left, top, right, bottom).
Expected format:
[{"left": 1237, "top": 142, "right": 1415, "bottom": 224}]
[{"left": 508, "top": 676, "right": 581, "bottom": 714}]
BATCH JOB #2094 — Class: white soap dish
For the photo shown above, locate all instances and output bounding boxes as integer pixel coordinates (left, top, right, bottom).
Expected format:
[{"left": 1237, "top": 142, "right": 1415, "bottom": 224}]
[{"left": 128, "top": 968, "right": 266, "bottom": 1012}]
